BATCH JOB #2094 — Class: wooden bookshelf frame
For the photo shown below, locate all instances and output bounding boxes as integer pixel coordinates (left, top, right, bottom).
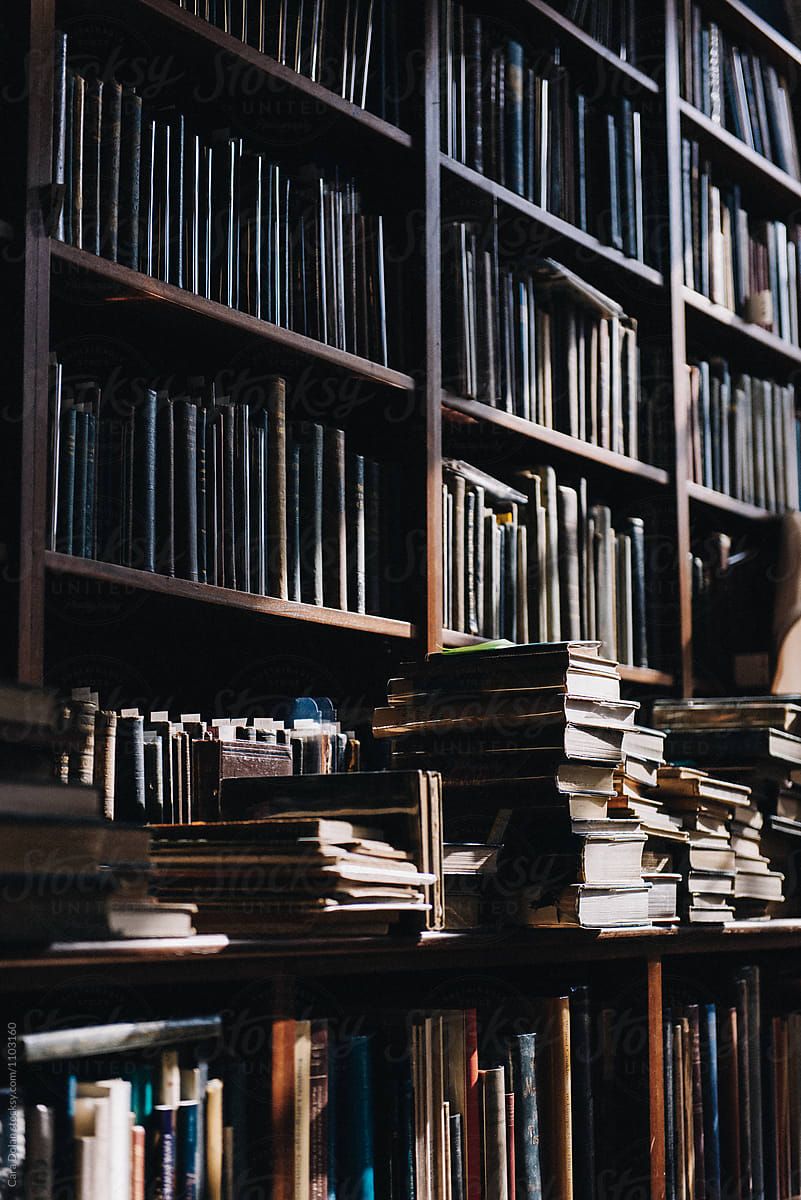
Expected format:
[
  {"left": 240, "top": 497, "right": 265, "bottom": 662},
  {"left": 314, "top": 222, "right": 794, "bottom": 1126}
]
[{"left": 13, "top": 5, "right": 801, "bottom": 1197}]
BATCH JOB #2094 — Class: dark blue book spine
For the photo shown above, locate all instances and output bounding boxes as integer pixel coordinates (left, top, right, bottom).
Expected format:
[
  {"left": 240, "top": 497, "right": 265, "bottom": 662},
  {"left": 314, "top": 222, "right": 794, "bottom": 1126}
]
[
  {"left": 664, "top": 1018, "right": 676, "bottom": 1200},
  {"left": 701, "top": 1005, "right": 722, "bottom": 1200},
  {"left": 337, "top": 1036, "right": 375, "bottom": 1200},
  {"left": 135, "top": 388, "right": 157, "bottom": 572},
  {"left": 150, "top": 1104, "right": 176, "bottom": 1200},
  {"left": 176, "top": 1100, "right": 199, "bottom": 1200},
  {"left": 506, "top": 42, "right": 524, "bottom": 196}
]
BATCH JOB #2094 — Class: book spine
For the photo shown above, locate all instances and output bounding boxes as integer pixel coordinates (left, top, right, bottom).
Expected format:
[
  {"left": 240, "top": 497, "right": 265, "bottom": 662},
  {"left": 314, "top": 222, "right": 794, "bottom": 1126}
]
[
  {"left": 347, "top": 452, "right": 366, "bottom": 614},
  {"left": 151, "top": 1105, "right": 176, "bottom": 1200},
  {"left": 323, "top": 427, "right": 348, "bottom": 610},
  {"left": 176, "top": 1100, "right": 200, "bottom": 1200},
  {"left": 267, "top": 378, "right": 289, "bottom": 598},
  {"left": 100, "top": 79, "right": 122, "bottom": 260},
  {"left": 701, "top": 1006, "right": 722, "bottom": 1200},
  {"left": 52, "top": 32, "right": 68, "bottom": 240},
  {"left": 309, "top": 1022, "right": 329, "bottom": 1200},
  {"left": 338, "top": 1037, "right": 375, "bottom": 1200}
]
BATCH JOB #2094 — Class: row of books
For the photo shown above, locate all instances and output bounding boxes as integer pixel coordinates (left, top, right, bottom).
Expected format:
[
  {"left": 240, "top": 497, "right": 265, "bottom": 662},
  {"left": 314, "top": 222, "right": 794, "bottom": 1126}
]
[
  {"left": 59, "top": 688, "right": 359, "bottom": 824},
  {"left": 52, "top": 35, "right": 391, "bottom": 363},
  {"left": 686, "top": 358, "right": 801, "bottom": 511},
  {"left": 440, "top": 5, "right": 649, "bottom": 261},
  {"left": 13, "top": 987, "right": 647, "bottom": 1200},
  {"left": 681, "top": 140, "right": 801, "bottom": 346},
  {"left": 664, "top": 969, "right": 774, "bottom": 1200},
  {"left": 48, "top": 367, "right": 401, "bottom": 616},
  {"left": 442, "top": 242, "right": 644, "bottom": 458},
  {"left": 442, "top": 460, "right": 649, "bottom": 667},
  {"left": 173, "top": 0, "right": 403, "bottom": 124},
  {"left": 555, "top": 0, "right": 639, "bottom": 63},
  {"left": 678, "top": 0, "right": 801, "bottom": 177}
]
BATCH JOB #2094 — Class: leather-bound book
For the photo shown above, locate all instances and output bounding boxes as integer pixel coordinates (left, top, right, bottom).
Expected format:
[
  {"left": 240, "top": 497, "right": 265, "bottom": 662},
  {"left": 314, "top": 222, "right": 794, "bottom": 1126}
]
[
  {"left": 115, "top": 713, "right": 146, "bottom": 822},
  {"left": 82, "top": 77, "right": 102, "bottom": 255},
  {"left": 118, "top": 88, "right": 141, "bottom": 268},
  {"left": 480, "top": 1068, "right": 508, "bottom": 1200},
  {"left": 100, "top": 79, "right": 121, "bottom": 260},
  {"left": 156, "top": 392, "right": 175, "bottom": 577},
  {"left": 192, "top": 738, "right": 293, "bottom": 820},
  {"left": 347, "top": 452, "right": 366, "bottom": 614},
  {"left": 267, "top": 377, "right": 289, "bottom": 599},
  {"left": 323, "top": 426, "right": 348, "bottom": 610},
  {"left": 52, "top": 32, "right": 68, "bottom": 240},
  {"left": 133, "top": 388, "right": 157, "bottom": 573},
  {"left": 686, "top": 1006, "right": 707, "bottom": 1200}
]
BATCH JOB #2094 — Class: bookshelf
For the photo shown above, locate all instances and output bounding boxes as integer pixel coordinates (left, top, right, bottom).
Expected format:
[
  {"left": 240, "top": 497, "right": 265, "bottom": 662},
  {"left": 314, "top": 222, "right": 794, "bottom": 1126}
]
[{"left": 8, "top": 2, "right": 801, "bottom": 1198}]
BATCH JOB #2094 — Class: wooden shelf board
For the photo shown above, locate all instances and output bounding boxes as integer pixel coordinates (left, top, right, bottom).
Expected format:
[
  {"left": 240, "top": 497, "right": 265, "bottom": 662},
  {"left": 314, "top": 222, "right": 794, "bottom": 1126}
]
[
  {"left": 678, "top": 99, "right": 801, "bottom": 205},
  {"left": 44, "top": 552, "right": 416, "bottom": 639},
  {"left": 5, "top": 922, "right": 801, "bottom": 989},
  {"left": 683, "top": 286, "right": 801, "bottom": 367},
  {"left": 701, "top": 0, "right": 801, "bottom": 69},
  {"left": 136, "top": 0, "right": 414, "bottom": 149},
  {"left": 440, "top": 156, "right": 665, "bottom": 289},
  {"left": 520, "top": 0, "right": 659, "bottom": 93},
  {"left": 49, "top": 240, "right": 415, "bottom": 392},
  {"left": 443, "top": 394, "right": 671, "bottom": 484},
  {"left": 687, "top": 480, "right": 782, "bottom": 522},
  {"left": 619, "top": 665, "right": 675, "bottom": 687}
]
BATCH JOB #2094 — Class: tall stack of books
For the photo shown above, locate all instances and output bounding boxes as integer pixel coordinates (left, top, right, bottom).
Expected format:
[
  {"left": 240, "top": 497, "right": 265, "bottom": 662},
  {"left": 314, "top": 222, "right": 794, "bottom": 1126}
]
[
  {"left": 52, "top": 31, "right": 392, "bottom": 362},
  {"left": 440, "top": 4, "right": 650, "bottom": 261},
  {"left": 48, "top": 366, "right": 401, "bottom": 615},
  {"left": 442, "top": 460, "right": 650, "bottom": 666},
  {"left": 645, "top": 766, "right": 753, "bottom": 924},
  {"left": 654, "top": 696, "right": 801, "bottom": 915},
  {"left": 679, "top": 2, "right": 801, "bottom": 176},
  {"left": 610, "top": 726, "right": 685, "bottom": 923},
  {"left": 686, "top": 358, "right": 800, "bottom": 510},
  {"left": 681, "top": 139, "right": 801, "bottom": 346},
  {"left": 442, "top": 248, "right": 645, "bottom": 459},
  {"left": 170, "top": 0, "right": 403, "bottom": 124},
  {"left": 56, "top": 688, "right": 362, "bottom": 823},
  {"left": 373, "top": 640, "right": 653, "bottom": 930}
]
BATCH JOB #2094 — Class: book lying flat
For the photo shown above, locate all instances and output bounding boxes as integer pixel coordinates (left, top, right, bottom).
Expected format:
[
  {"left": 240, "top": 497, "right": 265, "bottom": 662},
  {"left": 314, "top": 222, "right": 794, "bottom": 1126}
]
[
  {"left": 651, "top": 767, "right": 752, "bottom": 806},
  {"left": 665, "top": 727, "right": 801, "bottom": 767},
  {"left": 525, "top": 883, "right": 651, "bottom": 929},
  {"left": 652, "top": 697, "right": 801, "bottom": 733}
]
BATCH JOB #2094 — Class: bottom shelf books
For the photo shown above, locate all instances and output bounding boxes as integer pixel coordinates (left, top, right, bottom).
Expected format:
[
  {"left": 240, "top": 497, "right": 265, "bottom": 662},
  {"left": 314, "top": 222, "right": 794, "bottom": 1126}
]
[{"left": 13, "top": 984, "right": 650, "bottom": 1200}]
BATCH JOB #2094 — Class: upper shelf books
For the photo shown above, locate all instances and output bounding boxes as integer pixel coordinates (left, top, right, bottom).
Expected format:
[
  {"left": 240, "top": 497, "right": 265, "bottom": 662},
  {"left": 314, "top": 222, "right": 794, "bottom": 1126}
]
[
  {"left": 678, "top": 0, "right": 801, "bottom": 177},
  {"left": 51, "top": 30, "right": 392, "bottom": 365},
  {"left": 441, "top": 2, "right": 652, "bottom": 263}
]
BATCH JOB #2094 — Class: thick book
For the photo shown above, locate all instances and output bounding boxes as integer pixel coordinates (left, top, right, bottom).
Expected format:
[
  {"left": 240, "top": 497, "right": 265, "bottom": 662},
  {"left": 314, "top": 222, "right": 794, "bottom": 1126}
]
[
  {"left": 509, "top": 1033, "right": 542, "bottom": 1200},
  {"left": 192, "top": 739, "right": 293, "bottom": 821},
  {"left": 323, "top": 427, "right": 348, "bottom": 610}
]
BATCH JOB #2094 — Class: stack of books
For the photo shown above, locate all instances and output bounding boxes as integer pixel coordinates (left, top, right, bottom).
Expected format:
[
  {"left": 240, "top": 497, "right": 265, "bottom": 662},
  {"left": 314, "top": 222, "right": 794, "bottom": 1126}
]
[
  {"left": 373, "top": 640, "right": 653, "bottom": 930},
  {"left": 442, "top": 248, "right": 645, "bottom": 460},
  {"left": 150, "top": 812, "right": 435, "bottom": 936},
  {"left": 56, "top": 688, "right": 361, "bottom": 823},
  {"left": 681, "top": 139, "right": 801, "bottom": 347},
  {"left": 686, "top": 358, "right": 800, "bottom": 511},
  {"left": 440, "top": 5, "right": 649, "bottom": 260},
  {"left": 610, "top": 727, "right": 685, "bottom": 924},
  {"left": 52, "top": 32, "right": 391, "bottom": 362},
  {"left": 654, "top": 696, "right": 801, "bottom": 915},
  {"left": 646, "top": 766, "right": 753, "bottom": 924},
  {"left": 170, "top": 0, "right": 403, "bottom": 124},
  {"left": 167, "top": 768, "right": 444, "bottom": 932},
  {"left": 679, "top": 2, "right": 801, "bottom": 176},
  {"left": 442, "top": 460, "right": 649, "bottom": 667},
  {"left": 0, "top": 680, "right": 199, "bottom": 943},
  {"left": 48, "top": 364, "right": 402, "bottom": 615}
]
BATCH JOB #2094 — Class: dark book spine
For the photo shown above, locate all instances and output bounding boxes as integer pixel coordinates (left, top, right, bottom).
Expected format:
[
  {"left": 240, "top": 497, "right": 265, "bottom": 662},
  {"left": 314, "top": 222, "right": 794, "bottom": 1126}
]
[
  {"left": 718, "top": 1008, "right": 741, "bottom": 1200},
  {"left": 626, "top": 515, "right": 648, "bottom": 668},
  {"left": 735, "top": 980, "right": 753, "bottom": 1200},
  {"left": 570, "top": 986, "right": 595, "bottom": 1200},
  {"left": 118, "top": 89, "right": 142, "bottom": 268},
  {"left": 73, "top": 409, "right": 90, "bottom": 558},
  {"left": 465, "top": 14, "right": 483, "bottom": 174},
  {"left": 323, "top": 426, "right": 348, "bottom": 610},
  {"left": 100, "top": 79, "right": 122, "bottom": 260},
  {"left": 133, "top": 388, "right": 157, "bottom": 572},
  {"left": 688, "top": 1004, "right": 707, "bottom": 1200},
  {"left": 222, "top": 404, "right": 237, "bottom": 589},
  {"left": 169, "top": 114, "right": 186, "bottom": 289},
  {"left": 196, "top": 403, "right": 208, "bottom": 584},
  {"left": 701, "top": 1006, "right": 722, "bottom": 1200},
  {"left": 175, "top": 1100, "right": 199, "bottom": 1200},
  {"left": 150, "top": 1105, "right": 176, "bottom": 1200},
  {"left": 510, "top": 1033, "right": 542, "bottom": 1200},
  {"left": 297, "top": 421, "right": 324, "bottom": 606},
  {"left": 743, "top": 967, "right": 764, "bottom": 1200},
  {"left": 56, "top": 406, "right": 77, "bottom": 555},
  {"left": 234, "top": 402, "right": 251, "bottom": 593},
  {"left": 506, "top": 41, "right": 524, "bottom": 196},
  {"left": 310, "top": 1021, "right": 329, "bottom": 1200},
  {"left": 115, "top": 715, "right": 146, "bottom": 822},
  {"left": 52, "top": 32, "right": 68, "bottom": 240},
  {"left": 337, "top": 1036, "right": 375, "bottom": 1200},
  {"left": 267, "top": 377, "right": 289, "bottom": 598},
  {"left": 347, "top": 452, "right": 366, "bottom": 614},
  {"left": 156, "top": 394, "right": 175, "bottom": 577},
  {"left": 83, "top": 78, "right": 102, "bottom": 255},
  {"left": 364, "top": 459, "right": 381, "bottom": 615},
  {"left": 505, "top": 1093, "right": 516, "bottom": 1200},
  {"left": 665, "top": 1018, "right": 677, "bottom": 1200},
  {"left": 70, "top": 73, "right": 84, "bottom": 248},
  {"left": 287, "top": 438, "right": 302, "bottom": 602},
  {"left": 143, "top": 733, "right": 164, "bottom": 823},
  {"left": 173, "top": 399, "right": 199, "bottom": 582},
  {"left": 450, "top": 1113, "right": 465, "bottom": 1200}
]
